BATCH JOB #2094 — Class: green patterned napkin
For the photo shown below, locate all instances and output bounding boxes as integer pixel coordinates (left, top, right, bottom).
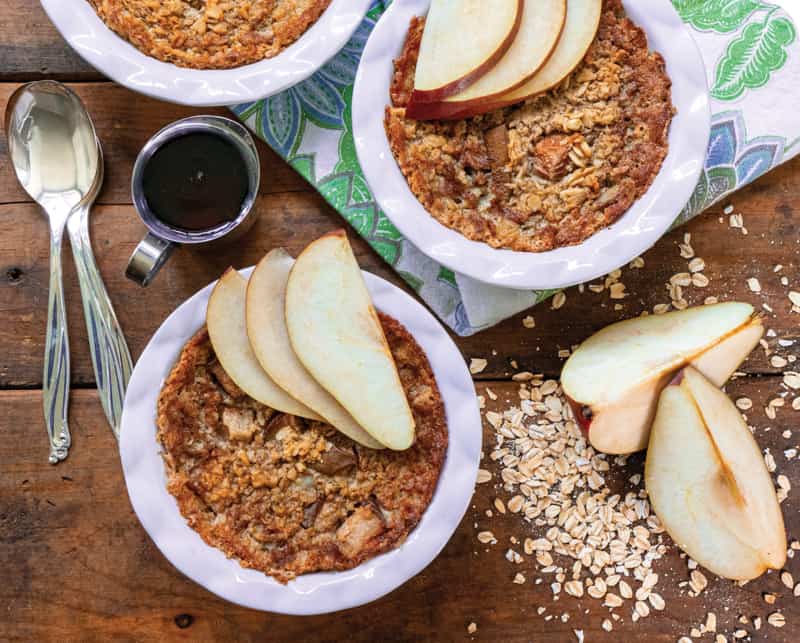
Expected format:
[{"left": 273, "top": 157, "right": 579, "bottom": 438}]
[{"left": 232, "top": 1, "right": 799, "bottom": 336}]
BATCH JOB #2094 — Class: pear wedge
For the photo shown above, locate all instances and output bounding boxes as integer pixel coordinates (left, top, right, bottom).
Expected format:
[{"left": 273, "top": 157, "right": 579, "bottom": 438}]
[
  {"left": 407, "top": 0, "right": 566, "bottom": 120},
  {"left": 489, "top": 0, "right": 602, "bottom": 110},
  {"left": 207, "top": 268, "right": 320, "bottom": 419},
  {"left": 246, "top": 248, "right": 384, "bottom": 449},
  {"left": 645, "top": 367, "right": 786, "bottom": 580},
  {"left": 411, "top": 0, "right": 523, "bottom": 103},
  {"left": 285, "top": 231, "right": 416, "bottom": 451},
  {"left": 562, "top": 303, "right": 763, "bottom": 454}
]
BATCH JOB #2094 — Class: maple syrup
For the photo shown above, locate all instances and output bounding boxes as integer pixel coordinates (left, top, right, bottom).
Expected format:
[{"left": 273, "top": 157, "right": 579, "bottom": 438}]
[{"left": 141, "top": 132, "right": 249, "bottom": 232}]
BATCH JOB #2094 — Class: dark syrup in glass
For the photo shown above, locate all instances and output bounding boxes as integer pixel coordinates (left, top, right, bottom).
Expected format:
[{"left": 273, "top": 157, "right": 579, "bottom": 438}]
[{"left": 142, "top": 132, "right": 249, "bottom": 232}]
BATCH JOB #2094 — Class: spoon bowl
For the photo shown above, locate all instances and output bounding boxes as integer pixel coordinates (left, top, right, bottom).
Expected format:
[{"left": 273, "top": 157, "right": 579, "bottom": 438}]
[{"left": 6, "top": 81, "right": 99, "bottom": 217}]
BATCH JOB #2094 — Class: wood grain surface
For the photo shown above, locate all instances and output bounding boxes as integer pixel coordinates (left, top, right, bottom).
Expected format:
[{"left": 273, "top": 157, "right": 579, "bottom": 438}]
[{"left": 1, "top": 4, "right": 799, "bottom": 641}]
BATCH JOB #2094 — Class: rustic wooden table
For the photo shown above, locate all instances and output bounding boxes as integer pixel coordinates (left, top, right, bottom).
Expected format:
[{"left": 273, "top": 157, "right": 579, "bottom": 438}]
[{"left": 2, "top": 2, "right": 799, "bottom": 641}]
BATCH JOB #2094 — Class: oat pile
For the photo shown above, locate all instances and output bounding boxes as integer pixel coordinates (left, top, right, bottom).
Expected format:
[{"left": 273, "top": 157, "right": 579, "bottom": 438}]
[{"left": 478, "top": 377, "right": 668, "bottom": 630}]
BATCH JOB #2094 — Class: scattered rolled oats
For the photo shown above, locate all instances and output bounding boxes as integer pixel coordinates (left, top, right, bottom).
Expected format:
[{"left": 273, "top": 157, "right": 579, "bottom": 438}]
[
  {"left": 648, "top": 593, "right": 665, "bottom": 611},
  {"left": 784, "top": 372, "right": 800, "bottom": 389},
  {"left": 477, "top": 469, "right": 492, "bottom": 484},
  {"left": 688, "top": 258, "right": 705, "bottom": 273},
  {"left": 477, "top": 531, "right": 496, "bottom": 544},
  {"left": 781, "top": 570, "right": 794, "bottom": 589},
  {"left": 789, "top": 291, "right": 800, "bottom": 308},
  {"left": 735, "top": 397, "right": 753, "bottom": 411},
  {"left": 513, "top": 572, "right": 526, "bottom": 585},
  {"left": 467, "top": 622, "right": 477, "bottom": 634},
  {"left": 469, "top": 358, "right": 488, "bottom": 375},
  {"left": 552, "top": 292, "right": 567, "bottom": 310},
  {"left": 747, "top": 277, "right": 761, "bottom": 293},
  {"left": 609, "top": 283, "right": 627, "bottom": 299},
  {"left": 771, "top": 355, "right": 789, "bottom": 368},
  {"left": 690, "top": 570, "right": 708, "bottom": 594},
  {"left": 767, "top": 612, "right": 785, "bottom": 628},
  {"left": 522, "top": 315, "right": 536, "bottom": 329}
]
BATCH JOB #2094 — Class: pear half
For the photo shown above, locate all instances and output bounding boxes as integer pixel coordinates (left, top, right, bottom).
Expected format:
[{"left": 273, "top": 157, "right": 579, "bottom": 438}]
[
  {"left": 285, "top": 231, "right": 416, "bottom": 451},
  {"left": 407, "top": 0, "right": 566, "bottom": 120},
  {"left": 246, "top": 249, "right": 384, "bottom": 449},
  {"left": 411, "top": 0, "right": 523, "bottom": 103},
  {"left": 646, "top": 367, "right": 786, "bottom": 580},
  {"left": 206, "top": 269, "right": 320, "bottom": 419},
  {"left": 561, "top": 303, "right": 763, "bottom": 454}
]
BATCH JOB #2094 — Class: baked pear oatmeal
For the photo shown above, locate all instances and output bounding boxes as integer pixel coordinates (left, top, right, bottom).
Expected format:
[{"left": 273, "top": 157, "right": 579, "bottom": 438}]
[
  {"left": 156, "top": 315, "right": 447, "bottom": 583},
  {"left": 88, "top": 0, "right": 331, "bottom": 69},
  {"left": 385, "top": 0, "right": 675, "bottom": 252}
]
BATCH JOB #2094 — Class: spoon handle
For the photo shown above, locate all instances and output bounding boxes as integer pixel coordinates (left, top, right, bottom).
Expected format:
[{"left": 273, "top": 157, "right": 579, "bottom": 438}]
[
  {"left": 67, "top": 206, "right": 133, "bottom": 439},
  {"left": 44, "top": 219, "right": 71, "bottom": 464}
]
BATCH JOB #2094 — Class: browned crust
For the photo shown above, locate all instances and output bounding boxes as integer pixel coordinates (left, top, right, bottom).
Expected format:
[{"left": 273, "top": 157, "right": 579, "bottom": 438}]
[
  {"left": 88, "top": 0, "right": 332, "bottom": 69},
  {"left": 385, "top": 0, "right": 675, "bottom": 253},
  {"left": 156, "top": 314, "right": 447, "bottom": 584}
]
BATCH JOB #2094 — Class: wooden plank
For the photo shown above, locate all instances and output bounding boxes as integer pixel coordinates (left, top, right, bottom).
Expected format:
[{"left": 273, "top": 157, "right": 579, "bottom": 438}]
[
  {"left": 0, "top": 83, "right": 310, "bottom": 204},
  {"left": 0, "top": 2, "right": 103, "bottom": 81},
  {"left": 1, "top": 156, "right": 798, "bottom": 387},
  {"left": 0, "top": 382, "right": 797, "bottom": 642}
]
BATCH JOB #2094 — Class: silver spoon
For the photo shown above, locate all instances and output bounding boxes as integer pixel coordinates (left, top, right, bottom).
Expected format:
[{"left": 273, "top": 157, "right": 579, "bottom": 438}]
[
  {"left": 67, "top": 138, "right": 133, "bottom": 440},
  {"left": 5, "top": 81, "right": 131, "bottom": 462}
]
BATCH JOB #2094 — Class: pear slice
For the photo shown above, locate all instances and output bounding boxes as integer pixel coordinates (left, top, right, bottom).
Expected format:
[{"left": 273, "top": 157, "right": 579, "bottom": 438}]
[
  {"left": 406, "top": 0, "right": 567, "bottom": 120},
  {"left": 411, "top": 0, "right": 523, "bottom": 103},
  {"left": 246, "top": 248, "right": 384, "bottom": 449},
  {"left": 561, "top": 303, "right": 763, "bottom": 454},
  {"left": 645, "top": 367, "right": 786, "bottom": 580},
  {"left": 489, "top": 0, "right": 603, "bottom": 109},
  {"left": 207, "top": 268, "right": 320, "bottom": 419},
  {"left": 284, "top": 231, "right": 416, "bottom": 451}
]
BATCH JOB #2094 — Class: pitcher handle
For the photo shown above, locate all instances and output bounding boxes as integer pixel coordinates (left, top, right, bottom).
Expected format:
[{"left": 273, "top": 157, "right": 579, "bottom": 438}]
[{"left": 125, "top": 232, "right": 174, "bottom": 287}]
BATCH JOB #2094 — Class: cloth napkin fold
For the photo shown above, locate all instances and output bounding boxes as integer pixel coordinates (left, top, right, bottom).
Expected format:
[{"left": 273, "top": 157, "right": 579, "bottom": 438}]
[{"left": 232, "top": 0, "right": 799, "bottom": 336}]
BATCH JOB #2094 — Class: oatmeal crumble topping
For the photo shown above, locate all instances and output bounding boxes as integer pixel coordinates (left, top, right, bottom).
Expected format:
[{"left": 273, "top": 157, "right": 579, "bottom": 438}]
[{"left": 88, "top": 0, "right": 331, "bottom": 69}]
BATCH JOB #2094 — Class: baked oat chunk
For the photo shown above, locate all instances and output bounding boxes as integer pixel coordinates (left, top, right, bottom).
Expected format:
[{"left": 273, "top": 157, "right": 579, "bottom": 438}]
[
  {"left": 88, "top": 0, "right": 331, "bottom": 69},
  {"left": 384, "top": 0, "right": 675, "bottom": 252},
  {"left": 156, "top": 314, "right": 447, "bottom": 583}
]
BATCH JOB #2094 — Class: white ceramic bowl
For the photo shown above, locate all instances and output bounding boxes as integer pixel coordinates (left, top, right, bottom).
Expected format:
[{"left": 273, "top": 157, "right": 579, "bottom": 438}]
[
  {"left": 353, "top": 0, "right": 711, "bottom": 290},
  {"left": 119, "top": 268, "right": 481, "bottom": 614},
  {"left": 40, "top": 0, "right": 372, "bottom": 106}
]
